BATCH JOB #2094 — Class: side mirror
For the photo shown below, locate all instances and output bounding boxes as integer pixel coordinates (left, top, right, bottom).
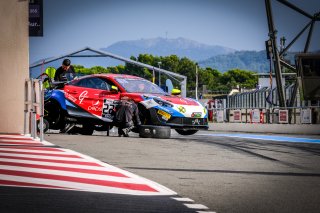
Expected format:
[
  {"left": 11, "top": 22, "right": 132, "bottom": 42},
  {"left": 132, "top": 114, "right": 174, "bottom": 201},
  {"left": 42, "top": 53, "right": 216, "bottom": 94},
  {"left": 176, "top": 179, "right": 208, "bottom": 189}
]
[
  {"left": 171, "top": 88, "right": 181, "bottom": 96},
  {"left": 111, "top": 85, "right": 119, "bottom": 93}
]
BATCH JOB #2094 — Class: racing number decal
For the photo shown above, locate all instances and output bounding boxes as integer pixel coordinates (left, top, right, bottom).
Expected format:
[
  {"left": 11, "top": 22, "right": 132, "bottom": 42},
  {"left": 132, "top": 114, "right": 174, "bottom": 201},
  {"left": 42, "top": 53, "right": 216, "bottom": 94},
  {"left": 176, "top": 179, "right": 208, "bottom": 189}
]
[{"left": 102, "top": 99, "right": 117, "bottom": 119}]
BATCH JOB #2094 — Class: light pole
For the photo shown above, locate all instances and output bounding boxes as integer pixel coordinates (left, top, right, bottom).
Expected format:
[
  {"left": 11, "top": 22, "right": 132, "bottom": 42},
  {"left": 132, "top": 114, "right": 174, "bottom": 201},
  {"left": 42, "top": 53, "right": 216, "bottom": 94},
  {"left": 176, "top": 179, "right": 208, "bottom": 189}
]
[
  {"left": 158, "top": 61, "right": 161, "bottom": 86},
  {"left": 195, "top": 63, "right": 198, "bottom": 100}
]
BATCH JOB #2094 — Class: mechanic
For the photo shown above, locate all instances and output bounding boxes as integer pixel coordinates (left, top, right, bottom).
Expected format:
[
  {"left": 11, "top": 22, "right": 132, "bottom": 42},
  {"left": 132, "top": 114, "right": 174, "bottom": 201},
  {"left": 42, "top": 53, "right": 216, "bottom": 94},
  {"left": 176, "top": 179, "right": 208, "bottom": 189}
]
[
  {"left": 206, "top": 98, "right": 215, "bottom": 122},
  {"left": 54, "top": 58, "right": 76, "bottom": 82},
  {"left": 114, "top": 96, "right": 141, "bottom": 137}
]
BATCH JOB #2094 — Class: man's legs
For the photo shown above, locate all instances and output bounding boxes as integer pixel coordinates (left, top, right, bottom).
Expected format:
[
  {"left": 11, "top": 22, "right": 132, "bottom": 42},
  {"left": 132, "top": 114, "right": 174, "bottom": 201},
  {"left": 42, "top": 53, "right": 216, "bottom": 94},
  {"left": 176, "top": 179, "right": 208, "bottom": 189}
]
[{"left": 122, "top": 121, "right": 134, "bottom": 137}]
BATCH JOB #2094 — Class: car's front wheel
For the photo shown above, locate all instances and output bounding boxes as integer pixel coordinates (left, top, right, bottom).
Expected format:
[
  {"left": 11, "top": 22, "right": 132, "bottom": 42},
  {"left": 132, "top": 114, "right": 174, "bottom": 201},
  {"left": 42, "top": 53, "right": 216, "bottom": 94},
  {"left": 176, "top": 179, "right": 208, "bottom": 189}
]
[{"left": 175, "top": 129, "right": 198, "bottom": 135}]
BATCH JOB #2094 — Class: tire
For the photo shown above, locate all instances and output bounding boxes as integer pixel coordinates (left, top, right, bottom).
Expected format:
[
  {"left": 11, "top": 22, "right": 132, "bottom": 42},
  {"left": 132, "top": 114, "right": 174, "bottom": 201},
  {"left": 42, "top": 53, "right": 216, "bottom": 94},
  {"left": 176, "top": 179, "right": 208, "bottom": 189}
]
[
  {"left": 138, "top": 104, "right": 152, "bottom": 125},
  {"left": 175, "top": 129, "right": 198, "bottom": 136},
  {"left": 79, "top": 123, "right": 94, "bottom": 135},
  {"left": 44, "top": 99, "right": 66, "bottom": 130},
  {"left": 37, "top": 119, "right": 49, "bottom": 133},
  {"left": 139, "top": 125, "right": 171, "bottom": 139}
]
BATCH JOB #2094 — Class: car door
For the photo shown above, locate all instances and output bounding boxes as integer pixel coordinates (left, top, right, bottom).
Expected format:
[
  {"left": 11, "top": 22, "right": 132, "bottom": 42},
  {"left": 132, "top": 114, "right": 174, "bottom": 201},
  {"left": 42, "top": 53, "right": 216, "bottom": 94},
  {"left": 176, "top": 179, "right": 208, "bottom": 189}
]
[{"left": 64, "top": 77, "right": 120, "bottom": 121}]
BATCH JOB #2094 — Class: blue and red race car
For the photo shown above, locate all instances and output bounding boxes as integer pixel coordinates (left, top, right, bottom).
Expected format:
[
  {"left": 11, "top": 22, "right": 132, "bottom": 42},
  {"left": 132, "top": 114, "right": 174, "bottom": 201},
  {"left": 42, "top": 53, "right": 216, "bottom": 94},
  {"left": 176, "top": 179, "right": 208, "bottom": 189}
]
[{"left": 43, "top": 74, "right": 208, "bottom": 136}]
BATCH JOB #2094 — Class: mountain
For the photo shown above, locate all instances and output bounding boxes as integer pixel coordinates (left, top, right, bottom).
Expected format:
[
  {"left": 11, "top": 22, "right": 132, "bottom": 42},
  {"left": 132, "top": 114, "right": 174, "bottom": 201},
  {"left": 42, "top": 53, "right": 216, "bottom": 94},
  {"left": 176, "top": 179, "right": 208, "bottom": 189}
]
[
  {"left": 198, "top": 50, "right": 298, "bottom": 73},
  {"left": 198, "top": 50, "right": 271, "bottom": 73},
  {"left": 101, "top": 37, "right": 235, "bottom": 61}
]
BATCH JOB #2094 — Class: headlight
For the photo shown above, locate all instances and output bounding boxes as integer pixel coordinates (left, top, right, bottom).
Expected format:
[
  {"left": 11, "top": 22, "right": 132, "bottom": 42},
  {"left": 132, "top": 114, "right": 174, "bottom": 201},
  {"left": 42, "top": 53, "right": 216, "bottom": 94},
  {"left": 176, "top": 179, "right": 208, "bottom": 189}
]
[{"left": 153, "top": 98, "right": 173, "bottom": 108}]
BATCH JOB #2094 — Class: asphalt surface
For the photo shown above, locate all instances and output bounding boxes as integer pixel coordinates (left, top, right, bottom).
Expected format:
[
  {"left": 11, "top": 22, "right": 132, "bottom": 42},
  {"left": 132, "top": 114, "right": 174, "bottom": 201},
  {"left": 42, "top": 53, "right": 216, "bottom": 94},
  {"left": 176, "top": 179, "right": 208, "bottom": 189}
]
[
  {"left": 0, "top": 186, "right": 197, "bottom": 213},
  {"left": 2, "top": 130, "right": 320, "bottom": 213}
]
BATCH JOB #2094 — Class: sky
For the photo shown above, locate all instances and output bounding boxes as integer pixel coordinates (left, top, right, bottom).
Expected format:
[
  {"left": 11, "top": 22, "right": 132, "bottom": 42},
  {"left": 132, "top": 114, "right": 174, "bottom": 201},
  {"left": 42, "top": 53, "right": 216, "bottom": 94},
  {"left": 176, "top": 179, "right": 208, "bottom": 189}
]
[{"left": 29, "top": 0, "right": 320, "bottom": 64}]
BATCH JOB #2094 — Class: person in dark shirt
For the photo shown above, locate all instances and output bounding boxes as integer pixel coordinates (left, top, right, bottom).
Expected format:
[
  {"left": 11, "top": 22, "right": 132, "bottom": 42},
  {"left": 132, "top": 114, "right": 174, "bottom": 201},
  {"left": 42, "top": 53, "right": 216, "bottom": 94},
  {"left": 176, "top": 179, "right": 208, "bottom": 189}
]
[
  {"left": 54, "top": 58, "right": 76, "bottom": 82},
  {"left": 114, "top": 96, "right": 141, "bottom": 137}
]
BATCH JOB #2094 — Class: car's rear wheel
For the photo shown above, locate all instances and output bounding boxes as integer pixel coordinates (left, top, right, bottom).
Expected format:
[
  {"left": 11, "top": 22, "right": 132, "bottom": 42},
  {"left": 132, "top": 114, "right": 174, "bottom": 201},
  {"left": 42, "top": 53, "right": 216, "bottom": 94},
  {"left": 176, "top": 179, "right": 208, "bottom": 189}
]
[
  {"left": 37, "top": 118, "right": 49, "bottom": 133},
  {"left": 175, "top": 129, "right": 198, "bottom": 135},
  {"left": 44, "top": 99, "right": 66, "bottom": 130}
]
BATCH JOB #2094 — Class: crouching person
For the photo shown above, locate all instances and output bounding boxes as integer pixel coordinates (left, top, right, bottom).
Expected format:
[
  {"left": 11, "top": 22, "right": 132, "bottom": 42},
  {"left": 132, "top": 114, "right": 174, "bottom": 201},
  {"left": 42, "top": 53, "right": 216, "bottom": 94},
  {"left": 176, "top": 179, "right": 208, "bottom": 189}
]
[{"left": 114, "top": 96, "right": 141, "bottom": 137}]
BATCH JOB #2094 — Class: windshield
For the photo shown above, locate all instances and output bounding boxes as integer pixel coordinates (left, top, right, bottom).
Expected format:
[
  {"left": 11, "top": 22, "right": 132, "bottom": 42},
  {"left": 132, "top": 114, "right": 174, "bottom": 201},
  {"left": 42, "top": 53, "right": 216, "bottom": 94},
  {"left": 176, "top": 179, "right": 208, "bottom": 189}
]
[{"left": 115, "top": 77, "right": 166, "bottom": 94}]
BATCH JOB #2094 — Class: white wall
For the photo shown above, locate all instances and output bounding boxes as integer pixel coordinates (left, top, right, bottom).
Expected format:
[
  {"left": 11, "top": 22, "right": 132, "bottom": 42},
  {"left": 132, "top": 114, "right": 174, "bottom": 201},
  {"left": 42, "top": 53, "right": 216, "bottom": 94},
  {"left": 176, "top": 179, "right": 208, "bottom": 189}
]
[{"left": 0, "top": 0, "right": 29, "bottom": 134}]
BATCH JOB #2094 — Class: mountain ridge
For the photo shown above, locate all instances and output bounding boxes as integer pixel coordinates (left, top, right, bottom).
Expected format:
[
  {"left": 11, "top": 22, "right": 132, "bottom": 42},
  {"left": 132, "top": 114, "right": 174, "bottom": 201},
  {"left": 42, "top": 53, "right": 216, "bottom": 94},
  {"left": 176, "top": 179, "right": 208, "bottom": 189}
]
[{"left": 102, "top": 37, "right": 236, "bottom": 61}]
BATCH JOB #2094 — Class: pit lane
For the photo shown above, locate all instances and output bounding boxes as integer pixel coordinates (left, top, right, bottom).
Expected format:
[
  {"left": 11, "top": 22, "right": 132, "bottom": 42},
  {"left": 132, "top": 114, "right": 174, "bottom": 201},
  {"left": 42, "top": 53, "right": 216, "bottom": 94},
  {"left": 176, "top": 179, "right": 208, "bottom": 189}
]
[{"left": 6, "top": 130, "right": 320, "bottom": 213}]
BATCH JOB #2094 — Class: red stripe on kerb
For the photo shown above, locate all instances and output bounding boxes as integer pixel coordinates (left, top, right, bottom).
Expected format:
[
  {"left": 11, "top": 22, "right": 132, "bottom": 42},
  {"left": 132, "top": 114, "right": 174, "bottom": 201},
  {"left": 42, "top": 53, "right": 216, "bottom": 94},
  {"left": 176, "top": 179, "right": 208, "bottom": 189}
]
[
  {"left": 0, "top": 146, "right": 64, "bottom": 152},
  {"left": 0, "top": 137, "right": 34, "bottom": 140},
  {"left": 0, "top": 169, "right": 157, "bottom": 192},
  {"left": 0, "top": 179, "right": 71, "bottom": 189},
  {"left": 0, "top": 133, "right": 22, "bottom": 136},
  {"left": 0, "top": 161, "right": 127, "bottom": 178},
  {"left": 0, "top": 150, "right": 81, "bottom": 158},
  {"left": 0, "top": 156, "right": 102, "bottom": 167}
]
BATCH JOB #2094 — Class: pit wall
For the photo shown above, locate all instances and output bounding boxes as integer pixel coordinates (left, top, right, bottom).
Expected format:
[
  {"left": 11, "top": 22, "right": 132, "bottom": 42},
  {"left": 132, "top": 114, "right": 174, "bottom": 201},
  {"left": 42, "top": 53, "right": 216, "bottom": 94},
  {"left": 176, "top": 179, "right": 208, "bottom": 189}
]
[{"left": 0, "top": 1, "right": 29, "bottom": 134}]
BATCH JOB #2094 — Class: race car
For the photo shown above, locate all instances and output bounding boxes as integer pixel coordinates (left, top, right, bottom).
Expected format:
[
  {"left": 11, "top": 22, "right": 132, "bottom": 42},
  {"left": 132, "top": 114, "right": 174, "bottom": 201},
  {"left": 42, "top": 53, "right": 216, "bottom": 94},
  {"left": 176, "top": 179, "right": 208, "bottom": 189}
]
[{"left": 43, "top": 73, "right": 208, "bottom": 136}]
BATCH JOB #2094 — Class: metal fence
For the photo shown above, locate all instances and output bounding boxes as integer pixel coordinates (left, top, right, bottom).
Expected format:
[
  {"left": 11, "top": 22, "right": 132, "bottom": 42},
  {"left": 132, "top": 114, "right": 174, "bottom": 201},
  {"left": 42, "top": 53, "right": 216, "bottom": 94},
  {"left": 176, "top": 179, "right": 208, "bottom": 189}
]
[
  {"left": 207, "top": 85, "right": 320, "bottom": 124},
  {"left": 24, "top": 79, "right": 45, "bottom": 141}
]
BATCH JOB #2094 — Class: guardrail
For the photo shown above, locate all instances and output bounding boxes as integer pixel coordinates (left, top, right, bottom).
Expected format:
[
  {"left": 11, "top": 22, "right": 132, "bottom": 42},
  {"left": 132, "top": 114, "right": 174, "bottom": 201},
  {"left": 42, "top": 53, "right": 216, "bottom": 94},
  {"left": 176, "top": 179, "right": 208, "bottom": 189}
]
[
  {"left": 208, "top": 106, "right": 320, "bottom": 125},
  {"left": 24, "top": 79, "right": 44, "bottom": 141}
]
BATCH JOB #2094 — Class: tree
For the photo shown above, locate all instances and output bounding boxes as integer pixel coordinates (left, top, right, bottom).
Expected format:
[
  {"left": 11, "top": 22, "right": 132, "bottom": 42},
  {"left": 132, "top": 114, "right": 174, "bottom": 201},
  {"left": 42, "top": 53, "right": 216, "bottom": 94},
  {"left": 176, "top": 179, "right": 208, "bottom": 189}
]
[
  {"left": 73, "top": 55, "right": 258, "bottom": 94},
  {"left": 220, "top": 69, "right": 258, "bottom": 90}
]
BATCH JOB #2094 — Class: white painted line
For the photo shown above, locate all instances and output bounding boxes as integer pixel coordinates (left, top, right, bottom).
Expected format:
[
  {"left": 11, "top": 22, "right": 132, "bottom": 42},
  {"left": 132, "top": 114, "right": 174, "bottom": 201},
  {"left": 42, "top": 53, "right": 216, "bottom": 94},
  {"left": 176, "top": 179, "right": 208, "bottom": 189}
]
[
  {"left": 0, "top": 158, "right": 106, "bottom": 170},
  {"left": 171, "top": 197, "right": 194, "bottom": 202},
  {"left": 197, "top": 211, "right": 216, "bottom": 213},
  {"left": 184, "top": 203, "right": 209, "bottom": 210}
]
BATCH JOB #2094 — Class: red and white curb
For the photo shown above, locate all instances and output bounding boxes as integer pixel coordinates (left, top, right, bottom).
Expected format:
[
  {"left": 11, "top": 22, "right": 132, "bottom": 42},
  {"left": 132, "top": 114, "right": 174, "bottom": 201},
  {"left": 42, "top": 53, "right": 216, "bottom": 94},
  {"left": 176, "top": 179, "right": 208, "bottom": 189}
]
[
  {"left": 0, "top": 134, "right": 176, "bottom": 196},
  {"left": 0, "top": 134, "right": 53, "bottom": 146},
  {"left": 1, "top": 134, "right": 216, "bottom": 212}
]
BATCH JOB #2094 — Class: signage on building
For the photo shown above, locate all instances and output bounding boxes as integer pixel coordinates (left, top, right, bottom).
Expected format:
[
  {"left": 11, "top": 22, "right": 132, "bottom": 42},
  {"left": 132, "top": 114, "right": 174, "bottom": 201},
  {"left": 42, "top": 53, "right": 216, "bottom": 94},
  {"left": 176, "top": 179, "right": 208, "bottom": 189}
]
[
  {"left": 251, "top": 109, "right": 261, "bottom": 123},
  {"left": 216, "top": 110, "right": 224, "bottom": 122},
  {"left": 29, "top": 0, "right": 43, "bottom": 37},
  {"left": 278, "top": 110, "right": 288, "bottom": 123},
  {"left": 301, "top": 108, "right": 312, "bottom": 124},
  {"left": 233, "top": 110, "right": 241, "bottom": 122}
]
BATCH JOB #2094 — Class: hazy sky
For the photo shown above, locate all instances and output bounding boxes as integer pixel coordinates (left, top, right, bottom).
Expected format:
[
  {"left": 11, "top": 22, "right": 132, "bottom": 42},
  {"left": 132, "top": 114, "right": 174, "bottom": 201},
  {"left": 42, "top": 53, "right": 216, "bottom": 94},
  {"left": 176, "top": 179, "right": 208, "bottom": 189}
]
[{"left": 29, "top": 0, "right": 320, "bottom": 63}]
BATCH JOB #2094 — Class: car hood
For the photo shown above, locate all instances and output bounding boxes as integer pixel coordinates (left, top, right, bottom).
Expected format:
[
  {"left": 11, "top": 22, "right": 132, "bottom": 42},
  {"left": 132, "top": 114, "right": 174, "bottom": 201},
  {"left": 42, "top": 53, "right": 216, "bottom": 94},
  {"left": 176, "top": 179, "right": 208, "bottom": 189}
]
[
  {"left": 139, "top": 94, "right": 200, "bottom": 106},
  {"left": 157, "top": 95, "right": 200, "bottom": 106}
]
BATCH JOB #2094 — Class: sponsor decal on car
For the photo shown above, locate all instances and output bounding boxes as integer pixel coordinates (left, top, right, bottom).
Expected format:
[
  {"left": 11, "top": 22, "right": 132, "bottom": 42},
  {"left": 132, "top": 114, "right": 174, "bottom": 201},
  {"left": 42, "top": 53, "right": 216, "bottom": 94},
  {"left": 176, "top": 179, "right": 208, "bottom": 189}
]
[
  {"left": 92, "top": 100, "right": 100, "bottom": 106},
  {"left": 177, "top": 106, "right": 186, "bottom": 113},
  {"left": 191, "top": 112, "right": 202, "bottom": 118},
  {"left": 88, "top": 106, "right": 102, "bottom": 112},
  {"left": 140, "top": 99, "right": 159, "bottom": 109},
  {"left": 79, "top": 91, "right": 88, "bottom": 104},
  {"left": 102, "top": 99, "right": 117, "bottom": 119},
  {"left": 157, "top": 109, "right": 171, "bottom": 121},
  {"left": 156, "top": 105, "right": 173, "bottom": 114},
  {"left": 192, "top": 118, "right": 201, "bottom": 125},
  {"left": 65, "top": 93, "right": 77, "bottom": 102}
]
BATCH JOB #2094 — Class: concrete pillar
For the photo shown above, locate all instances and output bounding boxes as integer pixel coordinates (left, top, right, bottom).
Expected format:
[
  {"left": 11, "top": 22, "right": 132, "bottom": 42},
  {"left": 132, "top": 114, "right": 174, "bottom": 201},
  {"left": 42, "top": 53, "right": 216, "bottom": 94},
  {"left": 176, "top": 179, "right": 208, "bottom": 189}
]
[{"left": 0, "top": 0, "right": 29, "bottom": 134}]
